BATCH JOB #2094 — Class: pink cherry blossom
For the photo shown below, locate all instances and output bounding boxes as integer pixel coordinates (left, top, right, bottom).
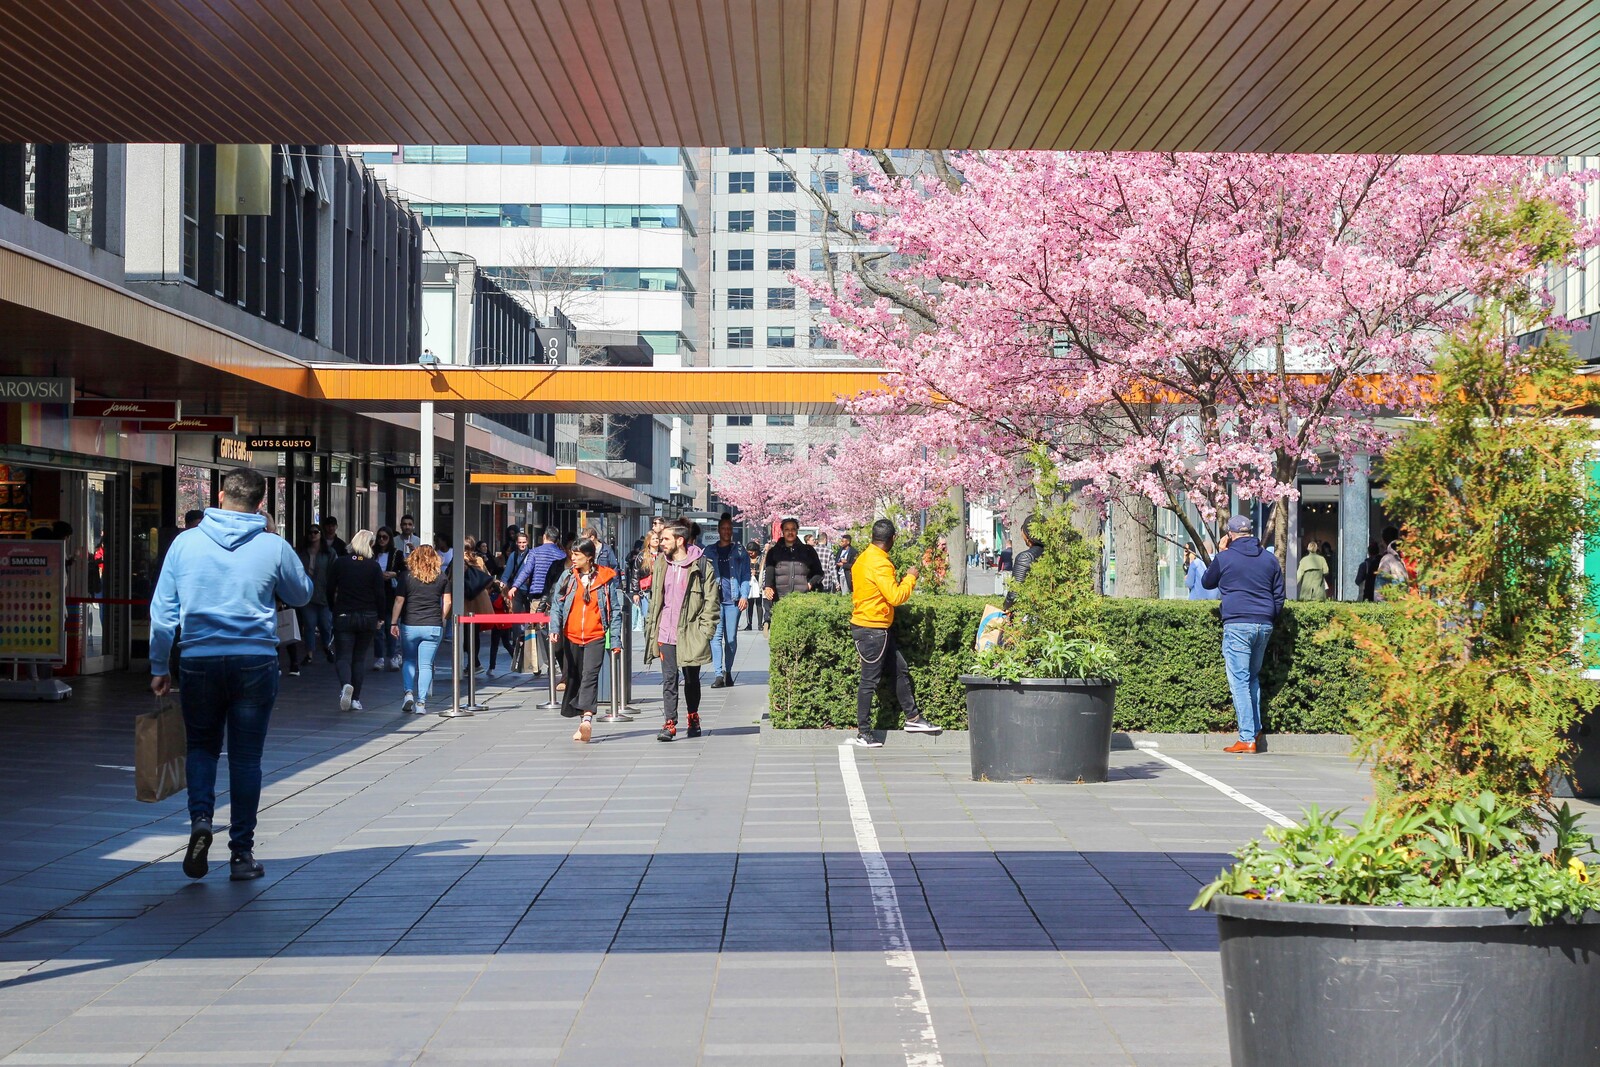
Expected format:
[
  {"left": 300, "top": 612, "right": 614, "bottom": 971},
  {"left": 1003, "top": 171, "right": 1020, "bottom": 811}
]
[{"left": 800, "top": 152, "right": 1597, "bottom": 556}]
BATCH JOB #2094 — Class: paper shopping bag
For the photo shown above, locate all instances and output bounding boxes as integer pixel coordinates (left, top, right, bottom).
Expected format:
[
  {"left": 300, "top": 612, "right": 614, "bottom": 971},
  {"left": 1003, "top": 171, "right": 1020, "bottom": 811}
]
[
  {"left": 522, "top": 631, "right": 542, "bottom": 673},
  {"left": 135, "top": 697, "right": 187, "bottom": 803},
  {"left": 275, "top": 607, "right": 300, "bottom": 645}
]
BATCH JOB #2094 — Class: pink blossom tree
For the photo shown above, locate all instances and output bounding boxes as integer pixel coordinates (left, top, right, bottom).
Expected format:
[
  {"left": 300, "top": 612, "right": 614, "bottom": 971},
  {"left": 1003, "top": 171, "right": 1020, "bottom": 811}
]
[{"left": 806, "top": 152, "right": 1594, "bottom": 564}]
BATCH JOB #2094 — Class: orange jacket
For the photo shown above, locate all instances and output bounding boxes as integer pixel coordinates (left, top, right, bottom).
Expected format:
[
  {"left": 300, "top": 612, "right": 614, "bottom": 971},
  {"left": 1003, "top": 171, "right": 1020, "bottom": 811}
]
[{"left": 559, "top": 565, "right": 620, "bottom": 645}]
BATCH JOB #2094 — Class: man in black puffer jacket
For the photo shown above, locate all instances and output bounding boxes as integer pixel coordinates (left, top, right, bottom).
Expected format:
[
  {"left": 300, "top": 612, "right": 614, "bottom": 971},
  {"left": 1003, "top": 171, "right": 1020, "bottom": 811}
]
[
  {"left": 762, "top": 517, "right": 823, "bottom": 607},
  {"left": 1201, "top": 514, "right": 1285, "bottom": 754},
  {"left": 1003, "top": 514, "right": 1042, "bottom": 611}
]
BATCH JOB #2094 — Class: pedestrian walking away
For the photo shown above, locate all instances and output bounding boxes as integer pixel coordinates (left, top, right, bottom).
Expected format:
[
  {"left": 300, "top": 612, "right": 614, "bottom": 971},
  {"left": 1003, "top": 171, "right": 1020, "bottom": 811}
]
[
  {"left": 1201, "top": 514, "right": 1286, "bottom": 753},
  {"left": 707, "top": 512, "right": 750, "bottom": 687},
  {"left": 328, "top": 530, "right": 386, "bottom": 712},
  {"left": 1296, "top": 539, "right": 1331, "bottom": 602},
  {"left": 850, "top": 518, "right": 941, "bottom": 746},
  {"left": 390, "top": 544, "right": 451, "bottom": 716},
  {"left": 149, "top": 467, "right": 313, "bottom": 882},
  {"left": 763, "top": 517, "right": 823, "bottom": 608},
  {"left": 549, "top": 539, "right": 624, "bottom": 743},
  {"left": 646, "top": 520, "right": 721, "bottom": 741},
  {"left": 1353, "top": 542, "right": 1382, "bottom": 602}
]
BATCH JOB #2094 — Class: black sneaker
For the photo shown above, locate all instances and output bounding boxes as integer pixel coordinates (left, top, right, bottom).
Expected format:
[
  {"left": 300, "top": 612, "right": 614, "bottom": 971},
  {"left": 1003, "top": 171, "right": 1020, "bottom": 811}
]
[
  {"left": 709, "top": 675, "right": 729, "bottom": 689},
  {"left": 182, "top": 817, "right": 213, "bottom": 879},
  {"left": 686, "top": 712, "right": 703, "bottom": 739},
  {"left": 657, "top": 720, "right": 677, "bottom": 742},
  {"left": 851, "top": 732, "right": 884, "bottom": 748},
  {"left": 229, "top": 852, "right": 265, "bottom": 881},
  {"left": 904, "top": 717, "right": 942, "bottom": 734},
  {"left": 323, "top": 645, "right": 336, "bottom": 664}
]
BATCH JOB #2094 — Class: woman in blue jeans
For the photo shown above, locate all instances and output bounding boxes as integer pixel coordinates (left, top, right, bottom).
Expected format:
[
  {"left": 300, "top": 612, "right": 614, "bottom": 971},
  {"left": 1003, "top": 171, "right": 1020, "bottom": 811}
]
[{"left": 389, "top": 544, "right": 451, "bottom": 715}]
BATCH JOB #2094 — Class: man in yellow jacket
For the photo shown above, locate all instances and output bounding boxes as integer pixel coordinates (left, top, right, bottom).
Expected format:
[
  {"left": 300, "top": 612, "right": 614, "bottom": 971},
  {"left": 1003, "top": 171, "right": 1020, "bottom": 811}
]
[{"left": 850, "top": 519, "right": 942, "bottom": 747}]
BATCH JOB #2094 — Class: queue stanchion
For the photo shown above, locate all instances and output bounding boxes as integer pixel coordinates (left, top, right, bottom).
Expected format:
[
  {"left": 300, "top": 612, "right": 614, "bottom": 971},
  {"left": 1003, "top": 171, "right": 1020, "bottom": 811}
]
[
  {"left": 537, "top": 622, "right": 561, "bottom": 710},
  {"left": 442, "top": 615, "right": 473, "bottom": 718},
  {"left": 597, "top": 633, "right": 633, "bottom": 722},
  {"left": 461, "top": 619, "right": 486, "bottom": 713}
]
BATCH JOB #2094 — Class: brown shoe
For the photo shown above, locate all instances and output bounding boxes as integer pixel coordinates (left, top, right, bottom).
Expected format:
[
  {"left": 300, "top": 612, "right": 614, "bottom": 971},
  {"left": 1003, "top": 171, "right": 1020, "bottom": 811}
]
[{"left": 1222, "top": 740, "right": 1257, "bottom": 754}]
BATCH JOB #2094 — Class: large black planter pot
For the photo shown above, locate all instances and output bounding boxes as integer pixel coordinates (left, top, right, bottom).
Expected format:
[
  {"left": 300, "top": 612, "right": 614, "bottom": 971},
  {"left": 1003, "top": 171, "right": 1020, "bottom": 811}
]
[
  {"left": 1210, "top": 894, "right": 1600, "bottom": 1066},
  {"left": 959, "top": 676, "right": 1116, "bottom": 783}
]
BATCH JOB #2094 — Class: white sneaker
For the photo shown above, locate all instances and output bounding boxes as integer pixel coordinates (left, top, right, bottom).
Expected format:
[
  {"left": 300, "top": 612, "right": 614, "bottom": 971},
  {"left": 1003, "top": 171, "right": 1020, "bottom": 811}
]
[
  {"left": 339, "top": 684, "right": 353, "bottom": 711},
  {"left": 414, "top": 702, "right": 427, "bottom": 715},
  {"left": 904, "top": 717, "right": 942, "bottom": 734},
  {"left": 389, "top": 656, "right": 402, "bottom": 670},
  {"left": 402, "top": 690, "right": 415, "bottom": 712},
  {"left": 372, "top": 660, "right": 385, "bottom": 672},
  {"left": 350, "top": 699, "right": 364, "bottom": 711}
]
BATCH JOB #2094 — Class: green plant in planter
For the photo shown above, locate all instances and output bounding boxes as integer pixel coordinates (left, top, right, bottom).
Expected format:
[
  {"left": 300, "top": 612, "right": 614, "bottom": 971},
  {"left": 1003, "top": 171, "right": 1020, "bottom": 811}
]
[
  {"left": 1196, "top": 193, "right": 1600, "bottom": 917},
  {"left": 974, "top": 447, "right": 1118, "bottom": 680}
]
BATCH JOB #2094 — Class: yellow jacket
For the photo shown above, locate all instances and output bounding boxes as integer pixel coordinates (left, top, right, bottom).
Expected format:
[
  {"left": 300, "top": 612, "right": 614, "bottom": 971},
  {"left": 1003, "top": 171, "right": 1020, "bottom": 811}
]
[{"left": 851, "top": 543, "right": 916, "bottom": 628}]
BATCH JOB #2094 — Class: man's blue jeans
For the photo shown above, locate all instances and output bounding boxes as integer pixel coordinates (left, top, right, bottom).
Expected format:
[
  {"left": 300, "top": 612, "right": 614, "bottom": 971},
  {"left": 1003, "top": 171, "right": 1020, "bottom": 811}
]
[
  {"left": 1222, "top": 623, "right": 1273, "bottom": 743},
  {"left": 400, "top": 624, "right": 444, "bottom": 703},
  {"left": 710, "top": 601, "right": 743, "bottom": 678},
  {"left": 179, "top": 654, "right": 279, "bottom": 856}
]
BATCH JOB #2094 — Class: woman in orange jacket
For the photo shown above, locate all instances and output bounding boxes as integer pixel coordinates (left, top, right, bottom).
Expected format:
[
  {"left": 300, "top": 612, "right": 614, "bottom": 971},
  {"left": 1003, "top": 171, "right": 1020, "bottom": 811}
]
[{"left": 547, "top": 539, "right": 625, "bottom": 742}]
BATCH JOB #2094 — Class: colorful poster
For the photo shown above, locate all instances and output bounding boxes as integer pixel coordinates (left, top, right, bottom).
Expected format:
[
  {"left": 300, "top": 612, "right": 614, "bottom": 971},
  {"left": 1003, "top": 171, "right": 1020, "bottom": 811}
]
[{"left": 0, "top": 540, "right": 63, "bottom": 661}]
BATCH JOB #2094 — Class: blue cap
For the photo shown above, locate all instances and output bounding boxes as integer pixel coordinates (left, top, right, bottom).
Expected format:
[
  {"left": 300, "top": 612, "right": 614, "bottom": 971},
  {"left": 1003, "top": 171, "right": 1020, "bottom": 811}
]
[{"left": 1226, "top": 514, "right": 1252, "bottom": 534}]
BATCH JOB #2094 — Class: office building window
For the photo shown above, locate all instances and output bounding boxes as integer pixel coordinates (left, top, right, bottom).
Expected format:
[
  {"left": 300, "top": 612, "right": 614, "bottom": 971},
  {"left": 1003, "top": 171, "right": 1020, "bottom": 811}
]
[
  {"left": 765, "top": 442, "right": 795, "bottom": 458},
  {"left": 809, "top": 248, "right": 828, "bottom": 271},
  {"left": 728, "top": 249, "right": 754, "bottom": 271},
  {"left": 727, "top": 147, "right": 755, "bottom": 155},
  {"left": 767, "top": 326, "right": 796, "bottom": 348},
  {"left": 726, "top": 287, "right": 754, "bottom": 310},
  {"left": 727, "top": 209, "right": 754, "bottom": 232},
  {"left": 768, "top": 209, "right": 796, "bottom": 232},
  {"left": 728, "top": 171, "right": 754, "bottom": 193},
  {"left": 767, "top": 414, "right": 795, "bottom": 427},
  {"left": 768, "top": 248, "right": 796, "bottom": 271},
  {"left": 725, "top": 443, "right": 742, "bottom": 464},
  {"left": 812, "top": 171, "right": 840, "bottom": 194},
  {"left": 767, "top": 287, "right": 795, "bottom": 310},
  {"left": 727, "top": 327, "right": 754, "bottom": 348},
  {"left": 810, "top": 325, "right": 839, "bottom": 349},
  {"left": 726, "top": 414, "right": 753, "bottom": 426},
  {"left": 181, "top": 146, "right": 200, "bottom": 282},
  {"left": 768, "top": 171, "right": 797, "bottom": 193}
]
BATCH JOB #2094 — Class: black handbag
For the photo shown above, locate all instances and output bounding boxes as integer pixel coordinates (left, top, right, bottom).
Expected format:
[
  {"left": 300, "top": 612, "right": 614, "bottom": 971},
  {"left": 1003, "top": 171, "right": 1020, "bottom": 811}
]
[{"left": 463, "top": 564, "right": 492, "bottom": 600}]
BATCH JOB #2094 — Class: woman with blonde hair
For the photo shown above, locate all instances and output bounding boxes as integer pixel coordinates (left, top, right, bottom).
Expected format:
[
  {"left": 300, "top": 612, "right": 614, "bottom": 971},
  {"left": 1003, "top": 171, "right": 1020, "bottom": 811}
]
[
  {"left": 1296, "top": 539, "right": 1330, "bottom": 602},
  {"left": 328, "top": 529, "right": 385, "bottom": 711},
  {"left": 389, "top": 543, "right": 451, "bottom": 715}
]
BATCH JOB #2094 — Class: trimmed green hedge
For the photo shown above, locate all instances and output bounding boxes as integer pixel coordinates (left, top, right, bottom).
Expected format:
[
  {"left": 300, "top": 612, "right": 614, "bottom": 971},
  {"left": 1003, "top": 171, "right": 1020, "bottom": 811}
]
[{"left": 767, "top": 593, "right": 1391, "bottom": 733}]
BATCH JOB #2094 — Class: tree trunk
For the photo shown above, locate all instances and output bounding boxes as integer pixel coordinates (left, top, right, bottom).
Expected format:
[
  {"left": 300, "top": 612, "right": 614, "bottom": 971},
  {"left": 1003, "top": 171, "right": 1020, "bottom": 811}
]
[
  {"left": 1064, "top": 485, "right": 1105, "bottom": 593},
  {"left": 946, "top": 484, "right": 968, "bottom": 594},
  {"left": 1109, "top": 489, "right": 1159, "bottom": 599}
]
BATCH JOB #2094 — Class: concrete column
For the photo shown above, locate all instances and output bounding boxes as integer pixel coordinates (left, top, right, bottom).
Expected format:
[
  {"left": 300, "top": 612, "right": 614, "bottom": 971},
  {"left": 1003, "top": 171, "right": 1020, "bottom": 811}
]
[
  {"left": 316, "top": 147, "right": 335, "bottom": 346},
  {"left": 1339, "top": 453, "right": 1371, "bottom": 601}
]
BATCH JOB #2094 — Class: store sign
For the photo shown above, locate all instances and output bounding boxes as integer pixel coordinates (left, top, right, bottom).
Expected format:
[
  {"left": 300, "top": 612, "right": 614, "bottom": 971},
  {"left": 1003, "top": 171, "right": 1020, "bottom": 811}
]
[
  {"left": 75, "top": 398, "right": 181, "bottom": 420},
  {"left": 391, "top": 465, "right": 451, "bottom": 482},
  {"left": 497, "top": 491, "right": 552, "bottom": 501},
  {"left": 0, "top": 376, "right": 73, "bottom": 403},
  {"left": 568, "top": 499, "right": 622, "bottom": 514},
  {"left": 247, "top": 436, "right": 316, "bottom": 451},
  {"left": 0, "top": 540, "right": 63, "bottom": 661},
  {"left": 216, "top": 437, "right": 254, "bottom": 462},
  {"left": 123, "top": 416, "right": 239, "bottom": 435}
]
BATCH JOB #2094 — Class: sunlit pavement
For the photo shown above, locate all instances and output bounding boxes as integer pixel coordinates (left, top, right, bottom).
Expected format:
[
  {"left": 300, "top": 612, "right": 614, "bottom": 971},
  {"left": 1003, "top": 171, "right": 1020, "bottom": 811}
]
[{"left": 0, "top": 625, "right": 1408, "bottom": 1066}]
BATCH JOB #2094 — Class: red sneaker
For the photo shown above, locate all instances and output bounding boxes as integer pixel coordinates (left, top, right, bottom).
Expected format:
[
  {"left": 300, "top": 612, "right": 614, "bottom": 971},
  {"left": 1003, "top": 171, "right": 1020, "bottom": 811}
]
[
  {"left": 657, "top": 720, "right": 677, "bottom": 742},
  {"left": 1222, "top": 740, "right": 1257, "bottom": 754},
  {"left": 686, "top": 712, "right": 702, "bottom": 739}
]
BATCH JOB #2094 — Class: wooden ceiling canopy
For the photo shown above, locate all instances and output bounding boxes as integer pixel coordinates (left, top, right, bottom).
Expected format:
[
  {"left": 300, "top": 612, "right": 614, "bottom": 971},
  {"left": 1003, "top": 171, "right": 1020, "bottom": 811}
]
[{"left": 0, "top": 0, "right": 1595, "bottom": 154}]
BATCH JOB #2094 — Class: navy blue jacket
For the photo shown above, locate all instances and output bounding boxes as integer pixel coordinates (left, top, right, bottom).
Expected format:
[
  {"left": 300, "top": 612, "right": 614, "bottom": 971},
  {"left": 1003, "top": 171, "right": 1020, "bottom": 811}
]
[{"left": 1200, "top": 536, "right": 1285, "bottom": 625}]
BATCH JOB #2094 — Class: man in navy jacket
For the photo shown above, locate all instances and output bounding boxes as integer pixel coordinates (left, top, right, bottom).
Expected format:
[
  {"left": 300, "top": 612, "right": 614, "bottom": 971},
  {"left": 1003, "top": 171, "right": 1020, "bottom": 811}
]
[{"left": 1202, "top": 514, "right": 1285, "bottom": 753}]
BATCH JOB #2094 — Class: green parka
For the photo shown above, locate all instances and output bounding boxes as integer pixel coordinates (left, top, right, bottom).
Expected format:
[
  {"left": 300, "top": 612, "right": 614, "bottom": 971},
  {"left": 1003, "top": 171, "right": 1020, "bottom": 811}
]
[{"left": 643, "top": 548, "right": 721, "bottom": 667}]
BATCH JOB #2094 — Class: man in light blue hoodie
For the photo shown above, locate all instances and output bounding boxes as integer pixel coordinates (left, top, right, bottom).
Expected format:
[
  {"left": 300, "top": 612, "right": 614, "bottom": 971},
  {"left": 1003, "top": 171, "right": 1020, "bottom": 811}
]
[{"left": 150, "top": 468, "right": 313, "bottom": 881}]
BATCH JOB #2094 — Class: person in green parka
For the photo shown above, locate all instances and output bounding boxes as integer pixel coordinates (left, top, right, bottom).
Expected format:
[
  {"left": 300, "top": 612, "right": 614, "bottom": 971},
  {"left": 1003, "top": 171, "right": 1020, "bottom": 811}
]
[
  {"left": 644, "top": 520, "right": 721, "bottom": 742},
  {"left": 1296, "top": 540, "right": 1330, "bottom": 601}
]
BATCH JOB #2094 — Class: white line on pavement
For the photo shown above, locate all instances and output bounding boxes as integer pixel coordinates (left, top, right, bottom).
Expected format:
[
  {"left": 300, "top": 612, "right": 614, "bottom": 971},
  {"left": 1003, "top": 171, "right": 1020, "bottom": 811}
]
[
  {"left": 837, "top": 743, "right": 945, "bottom": 1067},
  {"left": 1135, "top": 746, "right": 1296, "bottom": 828}
]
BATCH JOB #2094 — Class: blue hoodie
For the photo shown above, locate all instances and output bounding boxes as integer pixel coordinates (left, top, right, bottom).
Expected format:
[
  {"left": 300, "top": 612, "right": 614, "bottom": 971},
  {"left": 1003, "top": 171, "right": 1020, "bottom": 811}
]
[
  {"left": 149, "top": 508, "right": 314, "bottom": 675},
  {"left": 1200, "top": 536, "right": 1285, "bottom": 625}
]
